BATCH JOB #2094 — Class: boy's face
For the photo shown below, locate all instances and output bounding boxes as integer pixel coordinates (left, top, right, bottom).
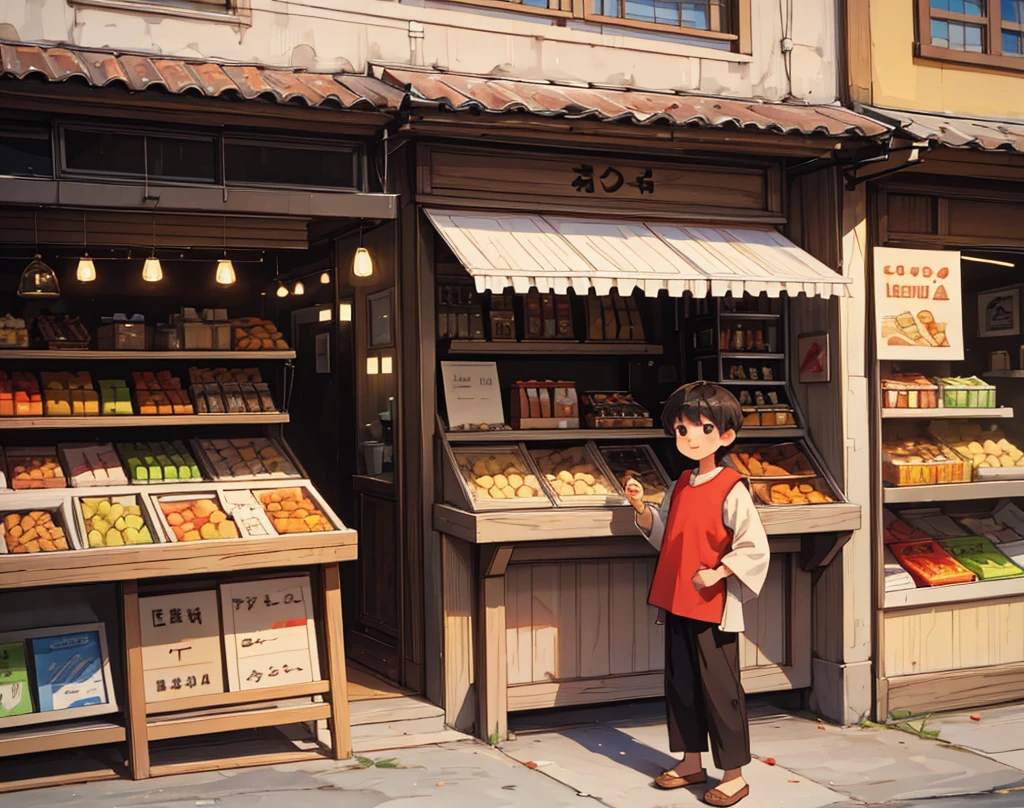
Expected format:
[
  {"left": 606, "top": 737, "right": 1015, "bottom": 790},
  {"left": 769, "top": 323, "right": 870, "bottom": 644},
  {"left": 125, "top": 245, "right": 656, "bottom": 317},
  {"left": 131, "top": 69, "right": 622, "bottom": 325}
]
[{"left": 673, "top": 413, "right": 737, "bottom": 462}]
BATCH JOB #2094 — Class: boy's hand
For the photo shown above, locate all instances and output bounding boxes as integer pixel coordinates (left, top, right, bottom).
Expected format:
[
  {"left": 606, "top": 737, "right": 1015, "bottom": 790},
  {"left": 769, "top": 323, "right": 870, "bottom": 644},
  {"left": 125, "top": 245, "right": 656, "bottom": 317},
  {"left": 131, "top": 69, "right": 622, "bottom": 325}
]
[
  {"left": 692, "top": 567, "right": 724, "bottom": 589},
  {"left": 624, "top": 478, "right": 646, "bottom": 514}
]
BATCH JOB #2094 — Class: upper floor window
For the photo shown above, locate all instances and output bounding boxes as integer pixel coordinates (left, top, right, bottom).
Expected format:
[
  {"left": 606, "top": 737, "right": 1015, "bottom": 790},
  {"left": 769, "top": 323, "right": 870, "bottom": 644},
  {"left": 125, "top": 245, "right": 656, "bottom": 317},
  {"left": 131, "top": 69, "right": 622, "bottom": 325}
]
[
  {"left": 919, "top": 0, "right": 1024, "bottom": 69},
  {"left": 449, "top": 0, "right": 743, "bottom": 48}
]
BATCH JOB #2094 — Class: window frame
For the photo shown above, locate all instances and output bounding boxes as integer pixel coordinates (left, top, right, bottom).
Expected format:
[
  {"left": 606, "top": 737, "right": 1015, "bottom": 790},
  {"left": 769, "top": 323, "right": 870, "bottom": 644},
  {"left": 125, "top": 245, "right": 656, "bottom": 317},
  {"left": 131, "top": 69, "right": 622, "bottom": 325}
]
[
  {"left": 443, "top": 0, "right": 746, "bottom": 49},
  {"left": 917, "top": 0, "right": 1024, "bottom": 72},
  {"left": 221, "top": 135, "right": 363, "bottom": 194}
]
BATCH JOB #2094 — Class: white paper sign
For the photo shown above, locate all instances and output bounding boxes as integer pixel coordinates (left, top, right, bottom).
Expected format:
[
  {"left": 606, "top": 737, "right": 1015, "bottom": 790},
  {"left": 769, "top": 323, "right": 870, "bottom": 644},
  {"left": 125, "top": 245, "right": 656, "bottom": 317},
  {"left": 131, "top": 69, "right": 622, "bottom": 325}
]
[
  {"left": 220, "top": 576, "right": 320, "bottom": 691},
  {"left": 874, "top": 247, "right": 963, "bottom": 361},
  {"left": 139, "top": 590, "right": 224, "bottom": 703},
  {"left": 440, "top": 361, "right": 504, "bottom": 429}
]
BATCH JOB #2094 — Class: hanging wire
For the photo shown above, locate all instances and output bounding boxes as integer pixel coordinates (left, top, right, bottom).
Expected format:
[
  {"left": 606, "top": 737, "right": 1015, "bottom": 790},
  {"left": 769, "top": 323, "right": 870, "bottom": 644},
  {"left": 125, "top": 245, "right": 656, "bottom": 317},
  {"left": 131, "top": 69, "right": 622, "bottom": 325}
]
[
  {"left": 82, "top": 209, "right": 88, "bottom": 249},
  {"left": 33, "top": 209, "right": 39, "bottom": 255}
]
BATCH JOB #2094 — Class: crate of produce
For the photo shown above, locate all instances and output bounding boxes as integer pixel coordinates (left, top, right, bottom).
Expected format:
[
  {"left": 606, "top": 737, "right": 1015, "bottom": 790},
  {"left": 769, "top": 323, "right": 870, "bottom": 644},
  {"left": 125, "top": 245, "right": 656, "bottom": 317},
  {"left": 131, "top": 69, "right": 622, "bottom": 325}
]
[
  {"left": 152, "top": 493, "right": 241, "bottom": 542},
  {"left": 249, "top": 485, "right": 341, "bottom": 535},
  {"left": 931, "top": 376, "right": 997, "bottom": 409},
  {"left": 889, "top": 540, "right": 976, "bottom": 586},
  {"left": 5, "top": 447, "right": 66, "bottom": 490},
  {"left": 598, "top": 443, "right": 672, "bottom": 508},
  {"left": 930, "top": 422, "right": 1024, "bottom": 480},
  {"left": 444, "top": 444, "right": 551, "bottom": 512},
  {"left": 74, "top": 494, "right": 161, "bottom": 548},
  {"left": 940, "top": 536, "right": 1024, "bottom": 581},
  {"left": 528, "top": 443, "right": 626, "bottom": 508},
  {"left": 881, "top": 373, "right": 939, "bottom": 409},
  {"left": 1, "top": 500, "right": 77, "bottom": 554},
  {"left": 881, "top": 436, "right": 972, "bottom": 486}
]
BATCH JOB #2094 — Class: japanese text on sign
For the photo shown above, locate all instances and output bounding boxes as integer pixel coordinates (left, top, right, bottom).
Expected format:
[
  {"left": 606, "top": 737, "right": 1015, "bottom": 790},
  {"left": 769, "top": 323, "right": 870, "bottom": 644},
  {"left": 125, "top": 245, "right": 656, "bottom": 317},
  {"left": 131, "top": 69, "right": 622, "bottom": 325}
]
[{"left": 571, "top": 164, "right": 655, "bottom": 195}]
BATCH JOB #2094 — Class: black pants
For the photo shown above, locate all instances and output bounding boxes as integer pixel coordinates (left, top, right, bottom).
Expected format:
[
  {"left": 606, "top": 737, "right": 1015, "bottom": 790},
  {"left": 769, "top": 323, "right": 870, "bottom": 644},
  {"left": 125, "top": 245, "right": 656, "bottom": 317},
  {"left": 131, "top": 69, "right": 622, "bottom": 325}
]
[{"left": 664, "top": 612, "right": 750, "bottom": 771}]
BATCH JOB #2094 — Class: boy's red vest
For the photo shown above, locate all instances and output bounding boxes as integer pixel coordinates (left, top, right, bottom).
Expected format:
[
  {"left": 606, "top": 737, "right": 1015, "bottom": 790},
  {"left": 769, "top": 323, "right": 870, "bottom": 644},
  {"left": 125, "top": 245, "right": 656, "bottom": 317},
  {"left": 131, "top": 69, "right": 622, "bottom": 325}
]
[{"left": 648, "top": 468, "right": 742, "bottom": 624}]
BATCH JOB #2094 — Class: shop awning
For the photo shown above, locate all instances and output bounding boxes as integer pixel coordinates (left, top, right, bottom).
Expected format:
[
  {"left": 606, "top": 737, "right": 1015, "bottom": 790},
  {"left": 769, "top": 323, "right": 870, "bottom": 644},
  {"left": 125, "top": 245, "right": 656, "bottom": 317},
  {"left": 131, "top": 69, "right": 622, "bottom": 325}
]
[
  {"left": 425, "top": 209, "right": 850, "bottom": 298},
  {"left": 860, "top": 105, "right": 1024, "bottom": 153}
]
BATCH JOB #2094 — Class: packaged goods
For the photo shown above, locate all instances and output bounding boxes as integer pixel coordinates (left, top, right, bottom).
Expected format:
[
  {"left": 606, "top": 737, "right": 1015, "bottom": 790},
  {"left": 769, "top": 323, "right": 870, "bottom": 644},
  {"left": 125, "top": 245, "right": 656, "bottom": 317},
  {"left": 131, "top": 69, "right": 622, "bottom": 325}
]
[
  {"left": 940, "top": 536, "right": 1024, "bottom": 581},
  {"left": 889, "top": 540, "right": 976, "bottom": 586},
  {"left": 881, "top": 374, "right": 939, "bottom": 409},
  {"left": 233, "top": 317, "right": 288, "bottom": 351}
]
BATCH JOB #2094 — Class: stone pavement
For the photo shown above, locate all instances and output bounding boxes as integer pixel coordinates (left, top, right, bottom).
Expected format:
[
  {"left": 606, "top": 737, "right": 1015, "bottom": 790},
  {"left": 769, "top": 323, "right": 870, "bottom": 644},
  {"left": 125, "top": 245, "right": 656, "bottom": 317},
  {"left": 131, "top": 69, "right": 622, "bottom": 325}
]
[{"left": 7, "top": 697, "right": 1024, "bottom": 808}]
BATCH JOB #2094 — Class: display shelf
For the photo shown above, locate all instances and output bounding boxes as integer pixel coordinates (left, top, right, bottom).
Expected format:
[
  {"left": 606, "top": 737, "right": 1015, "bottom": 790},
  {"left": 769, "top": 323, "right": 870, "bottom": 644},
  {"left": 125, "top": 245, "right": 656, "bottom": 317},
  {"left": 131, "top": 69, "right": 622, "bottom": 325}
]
[
  {"left": 434, "top": 500, "right": 861, "bottom": 542},
  {"left": 884, "top": 576, "right": 1024, "bottom": 610},
  {"left": 984, "top": 371, "right": 1024, "bottom": 378},
  {"left": 0, "top": 720, "right": 125, "bottom": 758},
  {"left": 0, "top": 530, "right": 357, "bottom": 589},
  {"left": 882, "top": 479, "right": 1024, "bottom": 504},
  {"left": 146, "top": 697, "right": 332, "bottom": 742},
  {"left": 0, "top": 413, "right": 289, "bottom": 429},
  {"left": 720, "top": 352, "right": 786, "bottom": 360},
  {"left": 719, "top": 312, "right": 781, "bottom": 320},
  {"left": 444, "top": 427, "right": 806, "bottom": 443},
  {"left": 717, "top": 379, "right": 787, "bottom": 387},
  {"left": 146, "top": 680, "right": 330, "bottom": 716},
  {"left": 446, "top": 340, "right": 663, "bottom": 356},
  {"left": 881, "top": 407, "right": 1014, "bottom": 419},
  {"left": 0, "top": 350, "right": 296, "bottom": 360}
]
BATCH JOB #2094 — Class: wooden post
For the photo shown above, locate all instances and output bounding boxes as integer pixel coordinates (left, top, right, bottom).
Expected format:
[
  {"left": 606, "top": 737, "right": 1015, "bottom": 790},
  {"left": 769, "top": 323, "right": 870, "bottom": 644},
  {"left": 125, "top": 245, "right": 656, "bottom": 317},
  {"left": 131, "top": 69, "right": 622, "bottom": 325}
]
[
  {"left": 322, "top": 563, "right": 353, "bottom": 760},
  {"left": 478, "top": 569, "right": 508, "bottom": 744},
  {"left": 121, "top": 580, "right": 150, "bottom": 780}
]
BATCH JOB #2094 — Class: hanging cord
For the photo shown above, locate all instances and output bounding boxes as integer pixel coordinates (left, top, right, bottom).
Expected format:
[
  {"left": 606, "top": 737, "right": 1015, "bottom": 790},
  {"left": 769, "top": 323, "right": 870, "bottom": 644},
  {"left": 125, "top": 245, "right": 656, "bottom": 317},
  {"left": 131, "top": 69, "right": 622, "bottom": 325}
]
[{"left": 779, "top": 0, "right": 794, "bottom": 99}]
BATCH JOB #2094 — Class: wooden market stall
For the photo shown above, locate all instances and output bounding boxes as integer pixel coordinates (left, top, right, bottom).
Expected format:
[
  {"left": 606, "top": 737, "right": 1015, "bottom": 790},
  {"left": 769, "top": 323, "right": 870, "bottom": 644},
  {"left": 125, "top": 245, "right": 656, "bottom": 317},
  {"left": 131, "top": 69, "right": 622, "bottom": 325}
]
[
  {"left": 868, "top": 154, "right": 1024, "bottom": 718},
  {"left": 400, "top": 141, "right": 864, "bottom": 740}
]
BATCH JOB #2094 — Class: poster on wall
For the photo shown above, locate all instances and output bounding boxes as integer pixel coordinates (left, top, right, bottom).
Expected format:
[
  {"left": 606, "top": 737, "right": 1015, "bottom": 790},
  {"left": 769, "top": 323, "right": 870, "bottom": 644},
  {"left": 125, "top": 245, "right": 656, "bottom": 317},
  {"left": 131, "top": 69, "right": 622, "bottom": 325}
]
[
  {"left": 139, "top": 590, "right": 225, "bottom": 704},
  {"left": 977, "top": 286, "right": 1021, "bottom": 338},
  {"left": 873, "top": 247, "right": 964, "bottom": 361}
]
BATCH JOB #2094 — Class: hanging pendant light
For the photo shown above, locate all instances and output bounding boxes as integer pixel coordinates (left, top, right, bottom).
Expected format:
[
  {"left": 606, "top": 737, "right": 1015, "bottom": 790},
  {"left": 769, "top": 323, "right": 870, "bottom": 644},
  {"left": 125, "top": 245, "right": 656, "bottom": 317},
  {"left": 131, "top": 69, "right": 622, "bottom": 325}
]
[
  {"left": 76, "top": 211, "right": 96, "bottom": 283},
  {"left": 216, "top": 259, "right": 236, "bottom": 285},
  {"left": 293, "top": 280, "right": 305, "bottom": 295},
  {"left": 320, "top": 271, "right": 330, "bottom": 284},
  {"left": 19, "top": 211, "right": 60, "bottom": 298},
  {"left": 276, "top": 283, "right": 289, "bottom": 298},
  {"left": 353, "top": 222, "right": 373, "bottom": 278},
  {"left": 143, "top": 213, "right": 162, "bottom": 282}
]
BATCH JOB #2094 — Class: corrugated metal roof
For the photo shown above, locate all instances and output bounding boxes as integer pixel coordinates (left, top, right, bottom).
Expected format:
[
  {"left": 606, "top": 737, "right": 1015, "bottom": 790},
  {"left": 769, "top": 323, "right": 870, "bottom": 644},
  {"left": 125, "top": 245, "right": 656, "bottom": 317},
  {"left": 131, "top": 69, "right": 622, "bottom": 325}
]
[
  {"left": 0, "top": 41, "right": 404, "bottom": 110},
  {"left": 424, "top": 209, "right": 851, "bottom": 299},
  {"left": 383, "top": 68, "right": 890, "bottom": 139},
  {"left": 862, "top": 105, "right": 1024, "bottom": 153}
]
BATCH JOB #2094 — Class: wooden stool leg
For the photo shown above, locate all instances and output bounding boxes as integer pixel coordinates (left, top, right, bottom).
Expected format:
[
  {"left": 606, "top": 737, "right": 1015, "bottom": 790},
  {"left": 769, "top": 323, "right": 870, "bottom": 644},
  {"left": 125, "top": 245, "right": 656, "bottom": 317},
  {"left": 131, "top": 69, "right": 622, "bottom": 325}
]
[
  {"left": 322, "top": 563, "right": 352, "bottom": 760},
  {"left": 122, "top": 580, "right": 151, "bottom": 780}
]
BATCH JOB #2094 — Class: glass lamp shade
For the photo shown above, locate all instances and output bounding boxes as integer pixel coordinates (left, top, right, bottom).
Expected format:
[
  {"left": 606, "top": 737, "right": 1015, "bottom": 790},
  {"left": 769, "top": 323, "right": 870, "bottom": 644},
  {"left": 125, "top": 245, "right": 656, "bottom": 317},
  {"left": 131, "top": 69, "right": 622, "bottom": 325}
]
[
  {"left": 215, "top": 259, "right": 236, "bottom": 285},
  {"left": 276, "top": 283, "right": 289, "bottom": 298},
  {"left": 18, "top": 255, "right": 61, "bottom": 298},
  {"left": 353, "top": 247, "right": 373, "bottom": 278},
  {"left": 76, "top": 255, "right": 97, "bottom": 283},
  {"left": 293, "top": 281, "right": 305, "bottom": 295},
  {"left": 320, "top": 271, "right": 330, "bottom": 284},
  {"left": 142, "top": 256, "right": 163, "bottom": 283}
]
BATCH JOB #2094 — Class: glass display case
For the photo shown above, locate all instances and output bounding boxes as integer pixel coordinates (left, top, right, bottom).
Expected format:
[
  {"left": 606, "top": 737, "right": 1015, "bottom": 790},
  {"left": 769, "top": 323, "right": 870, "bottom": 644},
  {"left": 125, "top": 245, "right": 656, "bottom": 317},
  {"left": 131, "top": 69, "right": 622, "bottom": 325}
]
[
  {"left": 528, "top": 443, "right": 627, "bottom": 508},
  {"left": 444, "top": 444, "right": 552, "bottom": 512},
  {"left": 726, "top": 440, "right": 841, "bottom": 505},
  {"left": 598, "top": 443, "right": 672, "bottom": 508}
]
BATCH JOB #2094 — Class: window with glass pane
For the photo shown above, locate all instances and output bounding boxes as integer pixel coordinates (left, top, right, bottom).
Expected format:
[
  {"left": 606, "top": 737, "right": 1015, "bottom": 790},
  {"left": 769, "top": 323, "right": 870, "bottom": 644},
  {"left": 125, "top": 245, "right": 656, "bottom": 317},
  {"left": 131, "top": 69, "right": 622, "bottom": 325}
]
[
  {"left": 923, "top": 0, "right": 1024, "bottom": 64},
  {"left": 592, "top": 0, "right": 726, "bottom": 30},
  {"left": 0, "top": 129, "right": 53, "bottom": 178},
  {"left": 224, "top": 141, "right": 359, "bottom": 190},
  {"left": 62, "top": 128, "right": 217, "bottom": 182}
]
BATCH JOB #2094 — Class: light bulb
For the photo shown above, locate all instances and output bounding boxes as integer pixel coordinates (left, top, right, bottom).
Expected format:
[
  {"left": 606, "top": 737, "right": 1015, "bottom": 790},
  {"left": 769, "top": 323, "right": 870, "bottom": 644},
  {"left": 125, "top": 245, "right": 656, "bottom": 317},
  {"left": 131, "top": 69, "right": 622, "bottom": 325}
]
[
  {"left": 215, "top": 259, "right": 236, "bottom": 285},
  {"left": 320, "top": 271, "right": 330, "bottom": 284},
  {"left": 142, "top": 256, "right": 163, "bottom": 282},
  {"left": 339, "top": 302, "right": 352, "bottom": 322},
  {"left": 76, "top": 255, "right": 97, "bottom": 282},
  {"left": 353, "top": 247, "right": 373, "bottom": 278},
  {"left": 276, "top": 283, "right": 289, "bottom": 298},
  {"left": 366, "top": 356, "right": 379, "bottom": 375},
  {"left": 293, "top": 281, "right": 305, "bottom": 295}
]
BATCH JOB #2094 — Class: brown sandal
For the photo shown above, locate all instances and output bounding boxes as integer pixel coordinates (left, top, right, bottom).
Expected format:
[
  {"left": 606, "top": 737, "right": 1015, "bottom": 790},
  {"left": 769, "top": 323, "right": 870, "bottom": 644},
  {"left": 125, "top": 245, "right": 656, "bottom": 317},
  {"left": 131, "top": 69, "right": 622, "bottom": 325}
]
[
  {"left": 654, "top": 769, "right": 707, "bottom": 789},
  {"left": 703, "top": 783, "right": 750, "bottom": 806}
]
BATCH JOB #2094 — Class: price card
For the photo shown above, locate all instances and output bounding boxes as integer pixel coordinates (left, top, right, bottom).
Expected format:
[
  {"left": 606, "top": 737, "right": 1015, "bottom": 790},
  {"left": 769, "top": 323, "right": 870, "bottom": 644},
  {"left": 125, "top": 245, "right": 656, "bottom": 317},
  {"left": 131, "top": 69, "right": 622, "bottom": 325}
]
[
  {"left": 139, "top": 590, "right": 225, "bottom": 703},
  {"left": 440, "top": 361, "right": 505, "bottom": 430},
  {"left": 220, "top": 576, "right": 320, "bottom": 691}
]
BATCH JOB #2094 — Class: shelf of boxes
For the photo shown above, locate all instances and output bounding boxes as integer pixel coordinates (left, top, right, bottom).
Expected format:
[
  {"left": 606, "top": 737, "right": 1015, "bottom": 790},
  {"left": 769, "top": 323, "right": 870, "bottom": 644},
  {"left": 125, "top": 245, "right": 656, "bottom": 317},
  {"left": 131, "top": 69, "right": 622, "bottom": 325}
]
[
  {"left": 883, "top": 479, "right": 1024, "bottom": 504},
  {"left": 881, "top": 408, "right": 1014, "bottom": 419}
]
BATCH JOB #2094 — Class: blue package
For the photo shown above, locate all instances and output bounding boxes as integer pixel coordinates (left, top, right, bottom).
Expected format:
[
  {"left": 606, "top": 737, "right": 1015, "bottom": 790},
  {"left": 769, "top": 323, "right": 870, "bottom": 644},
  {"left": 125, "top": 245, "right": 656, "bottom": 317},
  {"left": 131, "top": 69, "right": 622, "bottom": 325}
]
[{"left": 30, "top": 630, "right": 108, "bottom": 712}]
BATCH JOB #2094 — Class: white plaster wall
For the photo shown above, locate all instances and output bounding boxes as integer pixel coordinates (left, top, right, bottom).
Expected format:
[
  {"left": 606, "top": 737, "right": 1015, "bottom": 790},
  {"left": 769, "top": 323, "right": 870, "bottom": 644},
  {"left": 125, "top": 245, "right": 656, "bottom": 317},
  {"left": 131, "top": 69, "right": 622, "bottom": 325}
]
[{"left": 1, "top": 0, "right": 840, "bottom": 102}]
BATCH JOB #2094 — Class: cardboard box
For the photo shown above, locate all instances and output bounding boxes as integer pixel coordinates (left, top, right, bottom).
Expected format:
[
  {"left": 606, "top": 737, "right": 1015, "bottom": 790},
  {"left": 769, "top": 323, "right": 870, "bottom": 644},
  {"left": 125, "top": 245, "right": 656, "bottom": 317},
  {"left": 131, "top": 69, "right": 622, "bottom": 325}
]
[
  {"left": 183, "top": 323, "right": 214, "bottom": 351},
  {"left": 97, "top": 323, "right": 149, "bottom": 351}
]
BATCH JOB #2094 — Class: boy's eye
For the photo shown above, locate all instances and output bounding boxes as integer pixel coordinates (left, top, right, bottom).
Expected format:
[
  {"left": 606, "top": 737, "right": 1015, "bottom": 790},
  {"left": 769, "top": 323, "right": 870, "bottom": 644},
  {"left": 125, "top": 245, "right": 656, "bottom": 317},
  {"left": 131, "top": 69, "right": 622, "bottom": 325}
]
[
  {"left": 675, "top": 425, "right": 687, "bottom": 437},
  {"left": 703, "top": 424, "right": 715, "bottom": 435}
]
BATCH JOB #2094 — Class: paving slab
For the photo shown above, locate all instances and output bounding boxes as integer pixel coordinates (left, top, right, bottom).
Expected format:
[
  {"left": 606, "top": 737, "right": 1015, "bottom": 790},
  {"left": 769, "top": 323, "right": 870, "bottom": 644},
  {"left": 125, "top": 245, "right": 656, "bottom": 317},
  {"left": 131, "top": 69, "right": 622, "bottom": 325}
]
[{"left": 928, "top": 703, "right": 1024, "bottom": 755}]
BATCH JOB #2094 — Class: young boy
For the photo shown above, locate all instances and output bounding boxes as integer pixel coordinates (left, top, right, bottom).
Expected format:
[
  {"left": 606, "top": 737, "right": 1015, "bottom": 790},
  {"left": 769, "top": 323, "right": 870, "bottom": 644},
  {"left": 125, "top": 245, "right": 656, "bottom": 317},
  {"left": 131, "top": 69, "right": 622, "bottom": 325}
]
[{"left": 625, "top": 381, "right": 769, "bottom": 808}]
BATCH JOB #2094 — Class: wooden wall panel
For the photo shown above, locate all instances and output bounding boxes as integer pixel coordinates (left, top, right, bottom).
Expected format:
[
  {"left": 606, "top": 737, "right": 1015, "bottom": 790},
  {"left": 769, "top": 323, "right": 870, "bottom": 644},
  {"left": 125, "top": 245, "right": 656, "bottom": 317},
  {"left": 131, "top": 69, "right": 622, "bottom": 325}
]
[
  {"left": 442, "top": 537, "right": 475, "bottom": 731},
  {"left": 579, "top": 562, "right": 611, "bottom": 679},
  {"left": 886, "top": 194, "right": 937, "bottom": 235},
  {"left": 884, "top": 599, "right": 1024, "bottom": 677}
]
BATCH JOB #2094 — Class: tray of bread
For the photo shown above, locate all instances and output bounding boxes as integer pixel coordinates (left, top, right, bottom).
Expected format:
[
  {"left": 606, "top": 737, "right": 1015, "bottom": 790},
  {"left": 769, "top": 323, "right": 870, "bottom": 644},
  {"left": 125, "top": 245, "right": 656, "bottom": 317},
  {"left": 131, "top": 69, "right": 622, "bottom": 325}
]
[
  {"left": 448, "top": 445, "right": 552, "bottom": 511},
  {"left": 930, "top": 422, "right": 1024, "bottom": 480},
  {"left": 727, "top": 443, "right": 817, "bottom": 480},
  {"left": 749, "top": 478, "right": 837, "bottom": 506},
  {"left": 598, "top": 444, "right": 671, "bottom": 508},
  {"left": 528, "top": 443, "right": 626, "bottom": 507},
  {"left": 881, "top": 432, "right": 972, "bottom": 486}
]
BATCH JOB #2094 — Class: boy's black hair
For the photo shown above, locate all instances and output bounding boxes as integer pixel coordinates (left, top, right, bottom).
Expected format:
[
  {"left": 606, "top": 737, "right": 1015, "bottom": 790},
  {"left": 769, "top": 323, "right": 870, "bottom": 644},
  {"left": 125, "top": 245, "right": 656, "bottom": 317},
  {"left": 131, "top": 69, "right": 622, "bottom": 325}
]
[{"left": 660, "top": 381, "right": 744, "bottom": 437}]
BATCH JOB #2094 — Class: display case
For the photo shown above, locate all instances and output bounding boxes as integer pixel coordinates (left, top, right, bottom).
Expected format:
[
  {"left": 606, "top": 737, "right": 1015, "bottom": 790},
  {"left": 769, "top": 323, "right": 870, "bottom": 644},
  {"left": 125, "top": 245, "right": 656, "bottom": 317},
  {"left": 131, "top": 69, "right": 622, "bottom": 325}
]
[
  {"left": 881, "top": 430, "right": 972, "bottom": 486},
  {"left": 527, "top": 442, "right": 626, "bottom": 508},
  {"left": 726, "top": 441, "right": 841, "bottom": 505},
  {"left": 442, "top": 443, "right": 552, "bottom": 512},
  {"left": 598, "top": 443, "right": 672, "bottom": 508},
  {"left": 929, "top": 421, "right": 1024, "bottom": 480}
]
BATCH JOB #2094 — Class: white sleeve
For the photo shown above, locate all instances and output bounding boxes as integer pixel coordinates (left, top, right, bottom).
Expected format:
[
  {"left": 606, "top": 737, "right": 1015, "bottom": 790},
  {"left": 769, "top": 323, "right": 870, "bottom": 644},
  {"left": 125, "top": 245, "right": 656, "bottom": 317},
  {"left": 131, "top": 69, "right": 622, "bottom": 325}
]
[
  {"left": 720, "top": 481, "right": 770, "bottom": 603},
  {"left": 636, "top": 480, "right": 675, "bottom": 552}
]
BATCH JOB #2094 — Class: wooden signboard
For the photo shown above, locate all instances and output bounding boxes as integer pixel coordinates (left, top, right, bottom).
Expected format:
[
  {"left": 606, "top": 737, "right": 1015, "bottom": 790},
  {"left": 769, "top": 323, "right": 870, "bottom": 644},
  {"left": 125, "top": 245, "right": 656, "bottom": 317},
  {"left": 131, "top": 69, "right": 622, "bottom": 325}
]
[
  {"left": 873, "top": 247, "right": 964, "bottom": 361},
  {"left": 139, "top": 590, "right": 225, "bottom": 704},
  {"left": 440, "top": 361, "right": 505, "bottom": 430},
  {"left": 220, "top": 576, "right": 320, "bottom": 692}
]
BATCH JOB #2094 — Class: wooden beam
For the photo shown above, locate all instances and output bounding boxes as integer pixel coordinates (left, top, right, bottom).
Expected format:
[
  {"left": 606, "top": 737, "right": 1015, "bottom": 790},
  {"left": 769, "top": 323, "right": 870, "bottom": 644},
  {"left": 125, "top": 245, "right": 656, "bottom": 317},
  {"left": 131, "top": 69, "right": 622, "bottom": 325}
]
[
  {"left": 481, "top": 546, "right": 514, "bottom": 578},
  {"left": 844, "top": 0, "right": 873, "bottom": 104},
  {"left": 886, "top": 662, "right": 1024, "bottom": 716},
  {"left": 121, "top": 580, "right": 150, "bottom": 780},
  {"left": 146, "top": 681, "right": 330, "bottom": 715},
  {"left": 442, "top": 537, "right": 477, "bottom": 732},
  {"left": 322, "top": 563, "right": 353, "bottom": 760},
  {"left": 477, "top": 575, "right": 508, "bottom": 744}
]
